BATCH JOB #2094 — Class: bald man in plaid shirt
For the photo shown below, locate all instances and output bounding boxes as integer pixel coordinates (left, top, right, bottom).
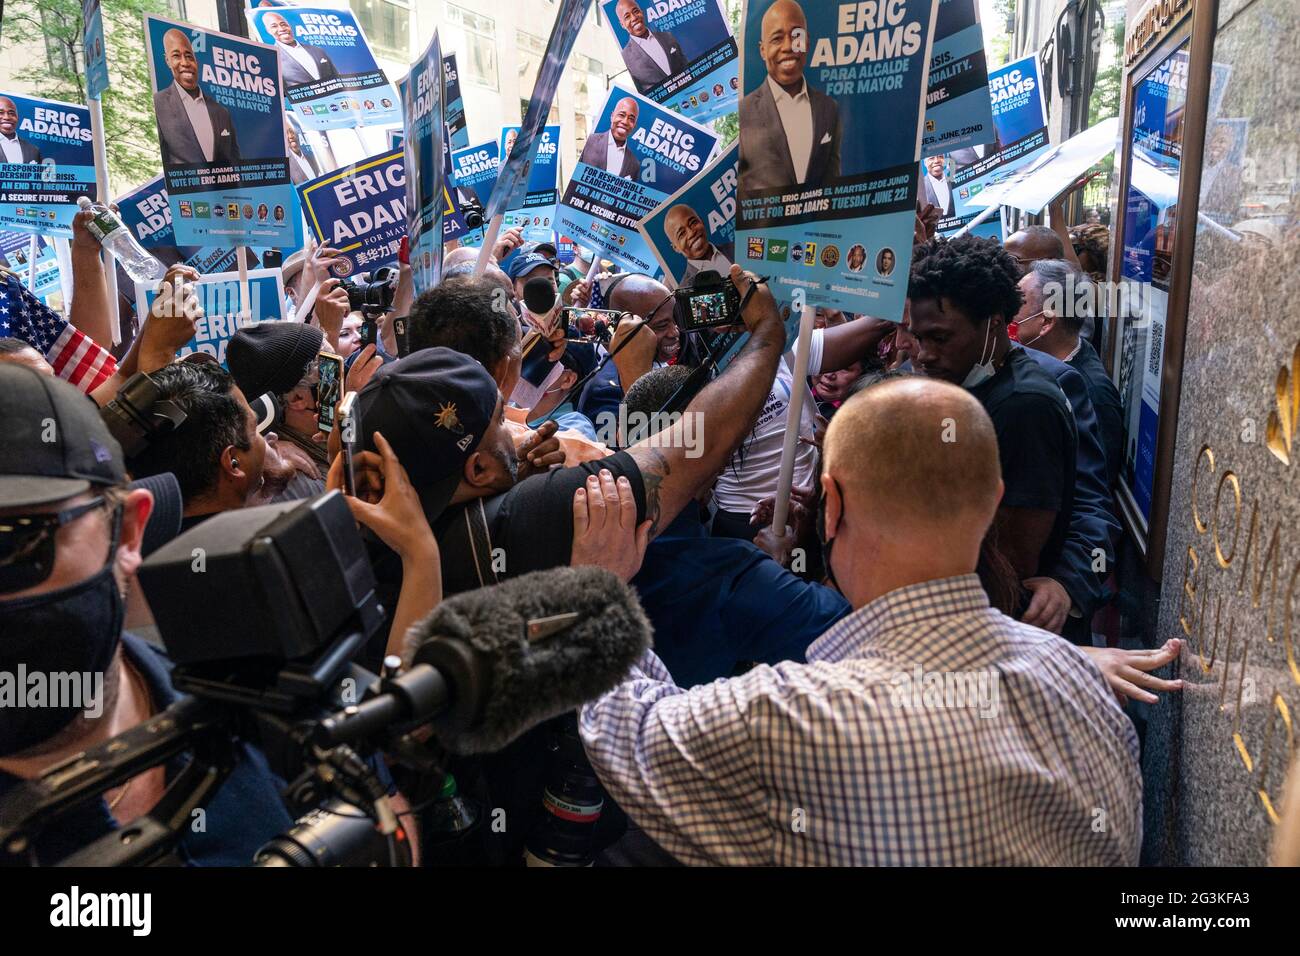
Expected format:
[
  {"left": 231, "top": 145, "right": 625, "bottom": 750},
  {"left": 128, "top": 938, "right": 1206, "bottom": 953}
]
[{"left": 580, "top": 378, "right": 1142, "bottom": 865}]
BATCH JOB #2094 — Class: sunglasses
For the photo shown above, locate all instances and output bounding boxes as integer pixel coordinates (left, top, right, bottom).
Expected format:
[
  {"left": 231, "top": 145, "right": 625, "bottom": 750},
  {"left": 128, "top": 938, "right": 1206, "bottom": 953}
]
[{"left": 0, "top": 496, "right": 109, "bottom": 594}]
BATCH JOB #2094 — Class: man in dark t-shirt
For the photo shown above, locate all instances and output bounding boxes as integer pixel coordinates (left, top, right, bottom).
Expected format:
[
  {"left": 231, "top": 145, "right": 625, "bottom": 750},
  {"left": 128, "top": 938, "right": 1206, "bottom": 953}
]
[
  {"left": 908, "top": 236, "right": 1078, "bottom": 589},
  {"left": 356, "top": 269, "right": 789, "bottom": 862}
]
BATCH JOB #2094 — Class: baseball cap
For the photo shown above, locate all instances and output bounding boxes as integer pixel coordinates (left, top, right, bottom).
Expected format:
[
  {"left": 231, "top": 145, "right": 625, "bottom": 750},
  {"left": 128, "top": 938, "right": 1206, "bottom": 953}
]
[
  {"left": 0, "top": 364, "right": 125, "bottom": 509},
  {"left": 523, "top": 239, "right": 559, "bottom": 260},
  {"left": 226, "top": 322, "right": 325, "bottom": 400},
  {"left": 507, "top": 252, "right": 557, "bottom": 282},
  {"left": 357, "top": 348, "right": 500, "bottom": 523}
]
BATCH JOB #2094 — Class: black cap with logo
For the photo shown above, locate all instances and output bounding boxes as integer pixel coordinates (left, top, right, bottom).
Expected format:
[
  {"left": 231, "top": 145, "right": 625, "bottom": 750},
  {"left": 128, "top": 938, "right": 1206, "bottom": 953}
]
[
  {"left": 357, "top": 348, "right": 500, "bottom": 523},
  {"left": 0, "top": 364, "right": 125, "bottom": 508}
]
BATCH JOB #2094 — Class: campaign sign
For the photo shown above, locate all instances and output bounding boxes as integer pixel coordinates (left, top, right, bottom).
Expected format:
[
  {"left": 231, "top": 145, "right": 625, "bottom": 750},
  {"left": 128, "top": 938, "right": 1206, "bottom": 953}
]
[
  {"left": 444, "top": 54, "right": 469, "bottom": 150},
  {"left": 557, "top": 85, "right": 718, "bottom": 273},
  {"left": 486, "top": 0, "right": 591, "bottom": 220},
  {"left": 116, "top": 176, "right": 240, "bottom": 275},
  {"left": 83, "top": 0, "right": 110, "bottom": 100},
  {"left": 299, "top": 149, "right": 405, "bottom": 277},
  {"left": 501, "top": 125, "right": 560, "bottom": 245},
  {"left": 0, "top": 93, "right": 96, "bottom": 239},
  {"left": 923, "top": 0, "right": 993, "bottom": 157},
  {"left": 451, "top": 138, "right": 500, "bottom": 209},
  {"left": 247, "top": 6, "right": 402, "bottom": 133},
  {"left": 736, "top": 0, "right": 938, "bottom": 320},
  {"left": 0, "top": 231, "right": 61, "bottom": 300},
  {"left": 145, "top": 16, "right": 300, "bottom": 249},
  {"left": 403, "top": 31, "right": 445, "bottom": 294},
  {"left": 945, "top": 54, "right": 1050, "bottom": 226},
  {"left": 135, "top": 268, "right": 286, "bottom": 366},
  {"left": 600, "top": 0, "right": 739, "bottom": 124},
  {"left": 639, "top": 143, "right": 737, "bottom": 288}
]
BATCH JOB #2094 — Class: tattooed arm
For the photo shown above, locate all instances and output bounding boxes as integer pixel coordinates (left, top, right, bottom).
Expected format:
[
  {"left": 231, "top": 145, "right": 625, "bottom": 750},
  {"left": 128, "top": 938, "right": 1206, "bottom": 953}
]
[{"left": 625, "top": 266, "right": 786, "bottom": 539}]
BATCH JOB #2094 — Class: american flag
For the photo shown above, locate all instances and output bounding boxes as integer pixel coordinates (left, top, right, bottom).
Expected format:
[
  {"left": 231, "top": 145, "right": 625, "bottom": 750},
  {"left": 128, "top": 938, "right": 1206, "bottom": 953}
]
[{"left": 0, "top": 271, "right": 117, "bottom": 393}]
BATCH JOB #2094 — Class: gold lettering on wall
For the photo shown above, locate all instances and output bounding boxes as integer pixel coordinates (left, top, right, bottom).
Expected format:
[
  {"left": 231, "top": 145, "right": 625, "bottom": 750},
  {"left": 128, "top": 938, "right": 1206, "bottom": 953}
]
[
  {"left": 1191, "top": 444, "right": 1215, "bottom": 534},
  {"left": 1179, "top": 338, "right": 1300, "bottom": 826},
  {"left": 1265, "top": 342, "right": 1298, "bottom": 466},
  {"left": 1213, "top": 471, "right": 1242, "bottom": 569},
  {"left": 1256, "top": 693, "right": 1295, "bottom": 825}
]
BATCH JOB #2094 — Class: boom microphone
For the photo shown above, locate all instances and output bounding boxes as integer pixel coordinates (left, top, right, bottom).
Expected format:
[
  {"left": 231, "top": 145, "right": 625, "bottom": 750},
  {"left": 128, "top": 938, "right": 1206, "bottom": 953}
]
[
  {"left": 523, "top": 275, "right": 558, "bottom": 317},
  {"left": 403, "top": 566, "right": 652, "bottom": 755}
]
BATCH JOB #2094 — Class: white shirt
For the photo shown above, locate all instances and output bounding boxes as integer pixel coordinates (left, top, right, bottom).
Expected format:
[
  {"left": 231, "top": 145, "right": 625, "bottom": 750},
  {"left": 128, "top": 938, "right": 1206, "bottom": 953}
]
[
  {"left": 179, "top": 87, "right": 215, "bottom": 163},
  {"left": 686, "top": 245, "right": 733, "bottom": 277},
  {"left": 767, "top": 76, "right": 814, "bottom": 183},
  {"left": 605, "top": 136, "right": 629, "bottom": 176},
  {"left": 290, "top": 149, "right": 316, "bottom": 182},
  {"left": 630, "top": 34, "right": 671, "bottom": 77},
  {"left": 279, "top": 40, "right": 321, "bottom": 81},
  {"left": 0, "top": 135, "right": 25, "bottom": 164},
  {"left": 713, "top": 329, "right": 824, "bottom": 513},
  {"left": 927, "top": 172, "right": 952, "bottom": 211}
]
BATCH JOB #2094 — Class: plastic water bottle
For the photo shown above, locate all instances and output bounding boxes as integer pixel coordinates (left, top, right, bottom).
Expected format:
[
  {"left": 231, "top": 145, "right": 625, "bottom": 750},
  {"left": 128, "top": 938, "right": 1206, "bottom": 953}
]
[{"left": 76, "top": 196, "right": 163, "bottom": 283}]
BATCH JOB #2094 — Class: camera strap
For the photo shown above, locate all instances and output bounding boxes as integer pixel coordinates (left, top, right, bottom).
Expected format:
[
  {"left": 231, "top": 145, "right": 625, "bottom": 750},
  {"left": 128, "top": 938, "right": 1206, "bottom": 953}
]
[{"left": 443, "top": 498, "right": 499, "bottom": 590}]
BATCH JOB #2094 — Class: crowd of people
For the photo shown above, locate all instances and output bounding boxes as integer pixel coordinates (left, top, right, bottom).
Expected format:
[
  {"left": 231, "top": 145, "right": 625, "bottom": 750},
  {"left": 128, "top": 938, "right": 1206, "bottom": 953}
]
[{"left": 0, "top": 190, "right": 1187, "bottom": 866}]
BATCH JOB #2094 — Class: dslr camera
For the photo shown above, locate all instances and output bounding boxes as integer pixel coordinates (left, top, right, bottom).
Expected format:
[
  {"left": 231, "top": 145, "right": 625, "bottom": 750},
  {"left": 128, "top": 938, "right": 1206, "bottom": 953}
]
[
  {"left": 674, "top": 269, "right": 741, "bottom": 332},
  {"left": 342, "top": 265, "right": 399, "bottom": 318}
]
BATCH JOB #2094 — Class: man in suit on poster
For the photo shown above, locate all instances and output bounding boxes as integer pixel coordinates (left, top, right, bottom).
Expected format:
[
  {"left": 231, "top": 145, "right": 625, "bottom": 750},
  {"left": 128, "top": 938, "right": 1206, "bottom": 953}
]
[{"left": 738, "top": 0, "right": 841, "bottom": 196}]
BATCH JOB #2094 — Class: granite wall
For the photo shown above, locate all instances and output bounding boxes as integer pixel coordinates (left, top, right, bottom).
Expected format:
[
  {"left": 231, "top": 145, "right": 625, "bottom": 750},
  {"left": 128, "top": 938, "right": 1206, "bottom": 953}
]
[{"left": 1142, "top": 0, "right": 1300, "bottom": 865}]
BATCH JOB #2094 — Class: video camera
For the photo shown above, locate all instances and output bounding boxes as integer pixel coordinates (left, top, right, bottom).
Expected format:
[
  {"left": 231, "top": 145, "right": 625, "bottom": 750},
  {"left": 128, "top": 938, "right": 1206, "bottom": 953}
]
[
  {"left": 99, "top": 370, "right": 188, "bottom": 459},
  {"left": 0, "top": 493, "right": 650, "bottom": 866}
]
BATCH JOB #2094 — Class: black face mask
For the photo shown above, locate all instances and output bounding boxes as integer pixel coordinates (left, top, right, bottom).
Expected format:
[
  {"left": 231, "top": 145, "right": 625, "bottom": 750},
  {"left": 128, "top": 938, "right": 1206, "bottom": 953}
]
[
  {"left": 816, "top": 479, "right": 842, "bottom": 594},
  {"left": 0, "top": 510, "right": 124, "bottom": 757}
]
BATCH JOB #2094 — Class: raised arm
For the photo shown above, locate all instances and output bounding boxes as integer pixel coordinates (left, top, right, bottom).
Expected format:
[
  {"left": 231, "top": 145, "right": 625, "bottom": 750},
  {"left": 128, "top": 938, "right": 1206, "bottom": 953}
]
[
  {"left": 69, "top": 209, "right": 114, "bottom": 350},
  {"left": 625, "top": 265, "right": 785, "bottom": 538}
]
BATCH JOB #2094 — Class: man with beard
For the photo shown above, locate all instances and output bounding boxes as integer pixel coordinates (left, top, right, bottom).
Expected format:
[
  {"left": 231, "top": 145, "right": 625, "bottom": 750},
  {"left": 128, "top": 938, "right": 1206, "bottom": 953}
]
[{"left": 124, "top": 361, "right": 296, "bottom": 531}]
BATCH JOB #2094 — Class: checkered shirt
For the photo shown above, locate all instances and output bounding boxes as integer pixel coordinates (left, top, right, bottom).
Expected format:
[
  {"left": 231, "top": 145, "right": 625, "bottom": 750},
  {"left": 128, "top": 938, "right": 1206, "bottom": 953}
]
[{"left": 580, "top": 573, "right": 1142, "bottom": 865}]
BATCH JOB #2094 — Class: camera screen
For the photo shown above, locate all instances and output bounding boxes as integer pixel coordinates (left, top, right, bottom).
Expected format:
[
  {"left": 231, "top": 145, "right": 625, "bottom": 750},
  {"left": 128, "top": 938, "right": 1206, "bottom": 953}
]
[{"left": 689, "top": 291, "right": 728, "bottom": 327}]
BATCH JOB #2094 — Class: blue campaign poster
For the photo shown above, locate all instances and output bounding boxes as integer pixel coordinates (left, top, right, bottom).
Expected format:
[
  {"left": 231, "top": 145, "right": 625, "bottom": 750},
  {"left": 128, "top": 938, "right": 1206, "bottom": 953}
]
[
  {"left": 600, "top": 0, "right": 740, "bottom": 124},
  {"left": 145, "top": 16, "right": 301, "bottom": 249},
  {"left": 0, "top": 93, "right": 96, "bottom": 239},
  {"left": 135, "top": 267, "right": 286, "bottom": 366},
  {"left": 299, "top": 149, "right": 405, "bottom": 277},
  {"left": 947, "top": 53, "right": 1050, "bottom": 221},
  {"left": 0, "top": 231, "right": 61, "bottom": 301},
  {"left": 444, "top": 54, "right": 468, "bottom": 151},
  {"left": 500, "top": 125, "right": 559, "bottom": 245},
  {"left": 449, "top": 137, "right": 498, "bottom": 245},
  {"left": 558, "top": 85, "right": 718, "bottom": 273},
  {"left": 83, "top": 0, "right": 110, "bottom": 100},
  {"left": 638, "top": 142, "right": 737, "bottom": 287},
  {"left": 736, "top": 0, "right": 938, "bottom": 321},
  {"left": 451, "top": 138, "right": 500, "bottom": 209},
  {"left": 923, "top": 0, "right": 993, "bottom": 157},
  {"left": 116, "top": 176, "right": 240, "bottom": 275},
  {"left": 246, "top": 6, "right": 402, "bottom": 133},
  {"left": 403, "top": 31, "right": 445, "bottom": 293}
]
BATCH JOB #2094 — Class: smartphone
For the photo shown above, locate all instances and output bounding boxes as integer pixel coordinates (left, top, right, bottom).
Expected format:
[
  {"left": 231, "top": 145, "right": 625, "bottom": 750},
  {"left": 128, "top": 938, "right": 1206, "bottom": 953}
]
[
  {"left": 391, "top": 315, "right": 410, "bottom": 357},
  {"left": 359, "top": 316, "right": 377, "bottom": 350},
  {"left": 561, "top": 307, "right": 625, "bottom": 336},
  {"left": 337, "top": 391, "right": 361, "bottom": 497},
  {"left": 316, "top": 351, "right": 344, "bottom": 433}
]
